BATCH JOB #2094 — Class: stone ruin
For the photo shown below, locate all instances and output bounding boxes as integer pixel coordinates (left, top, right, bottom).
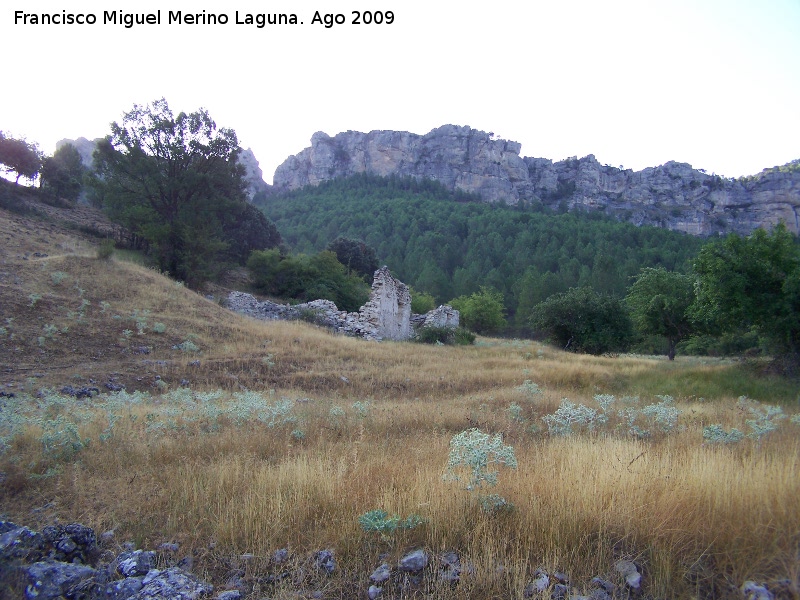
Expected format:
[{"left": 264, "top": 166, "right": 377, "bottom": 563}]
[{"left": 226, "top": 266, "right": 458, "bottom": 341}]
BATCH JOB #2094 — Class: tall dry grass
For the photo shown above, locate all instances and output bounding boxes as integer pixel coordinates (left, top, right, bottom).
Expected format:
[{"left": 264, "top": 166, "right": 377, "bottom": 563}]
[{"left": 1, "top": 245, "right": 799, "bottom": 598}]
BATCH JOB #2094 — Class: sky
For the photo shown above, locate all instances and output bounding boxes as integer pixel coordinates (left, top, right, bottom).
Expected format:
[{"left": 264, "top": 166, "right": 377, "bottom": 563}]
[{"left": 2, "top": 0, "right": 799, "bottom": 183}]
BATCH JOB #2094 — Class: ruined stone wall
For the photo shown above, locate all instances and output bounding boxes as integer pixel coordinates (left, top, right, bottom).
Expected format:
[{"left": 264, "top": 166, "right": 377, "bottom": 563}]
[
  {"left": 227, "top": 267, "right": 457, "bottom": 342},
  {"left": 357, "top": 267, "right": 412, "bottom": 340}
]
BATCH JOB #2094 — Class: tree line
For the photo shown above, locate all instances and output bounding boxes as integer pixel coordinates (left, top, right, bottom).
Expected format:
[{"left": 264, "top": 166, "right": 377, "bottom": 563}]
[
  {"left": 260, "top": 174, "right": 799, "bottom": 364},
  {"left": 259, "top": 174, "right": 705, "bottom": 327}
]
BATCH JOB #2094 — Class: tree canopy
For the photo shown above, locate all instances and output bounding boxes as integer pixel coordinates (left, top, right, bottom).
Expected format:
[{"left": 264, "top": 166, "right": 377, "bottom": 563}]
[
  {"left": 326, "top": 237, "right": 379, "bottom": 279},
  {"left": 0, "top": 131, "right": 42, "bottom": 184},
  {"left": 450, "top": 287, "right": 507, "bottom": 334},
  {"left": 626, "top": 267, "right": 696, "bottom": 360},
  {"left": 92, "top": 98, "right": 280, "bottom": 287},
  {"left": 692, "top": 224, "right": 800, "bottom": 360},
  {"left": 529, "top": 287, "right": 633, "bottom": 354},
  {"left": 40, "top": 143, "right": 86, "bottom": 201},
  {"left": 260, "top": 173, "right": 704, "bottom": 330},
  {"left": 247, "top": 249, "right": 369, "bottom": 311}
]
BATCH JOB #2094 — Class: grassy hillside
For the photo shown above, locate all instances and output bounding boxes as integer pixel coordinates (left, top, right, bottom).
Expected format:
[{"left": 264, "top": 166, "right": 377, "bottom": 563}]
[{"left": 1, "top": 193, "right": 799, "bottom": 599}]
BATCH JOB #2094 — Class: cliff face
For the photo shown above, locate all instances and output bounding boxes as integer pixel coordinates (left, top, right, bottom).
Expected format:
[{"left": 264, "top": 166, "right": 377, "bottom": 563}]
[{"left": 273, "top": 126, "right": 800, "bottom": 236}]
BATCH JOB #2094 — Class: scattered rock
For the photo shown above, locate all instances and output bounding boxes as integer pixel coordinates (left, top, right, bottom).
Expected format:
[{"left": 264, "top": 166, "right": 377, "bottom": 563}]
[
  {"left": 551, "top": 582, "right": 569, "bottom": 600},
  {"left": 524, "top": 569, "right": 550, "bottom": 597},
  {"left": 60, "top": 385, "right": 100, "bottom": 399},
  {"left": 742, "top": 581, "right": 774, "bottom": 600},
  {"left": 439, "top": 551, "right": 461, "bottom": 583},
  {"left": 590, "top": 577, "right": 615, "bottom": 593},
  {"left": 130, "top": 566, "right": 214, "bottom": 598},
  {"left": 117, "top": 550, "right": 157, "bottom": 577},
  {"left": 314, "top": 549, "right": 336, "bottom": 574},
  {"left": 614, "top": 559, "right": 641, "bottom": 589},
  {"left": 23, "top": 560, "right": 96, "bottom": 600},
  {"left": 369, "top": 563, "right": 391, "bottom": 584},
  {"left": 368, "top": 584, "right": 382, "bottom": 599},
  {"left": 398, "top": 549, "right": 428, "bottom": 573}
]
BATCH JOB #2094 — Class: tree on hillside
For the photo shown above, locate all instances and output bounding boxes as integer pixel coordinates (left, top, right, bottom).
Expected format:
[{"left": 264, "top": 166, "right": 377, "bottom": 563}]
[
  {"left": 326, "top": 237, "right": 379, "bottom": 279},
  {"left": 40, "top": 143, "right": 86, "bottom": 201},
  {"left": 530, "top": 287, "right": 633, "bottom": 355},
  {"left": 692, "top": 224, "right": 800, "bottom": 361},
  {"left": 0, "top": 131, "right": 42, "bottom": 184},
  {"left": 223, "top": 202, "right": 283, "bottom": 263},
  {"left": 626, "top": 267, "right": 696, "bottom": 360},
  {"left": 92, "top": 98, "right": 278, "bottom": 287}
]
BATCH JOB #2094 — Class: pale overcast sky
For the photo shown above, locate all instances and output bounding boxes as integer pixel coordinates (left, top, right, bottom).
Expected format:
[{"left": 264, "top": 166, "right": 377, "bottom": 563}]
[{"left": 2, "top": 0, "right": 798, "bottom": 182}]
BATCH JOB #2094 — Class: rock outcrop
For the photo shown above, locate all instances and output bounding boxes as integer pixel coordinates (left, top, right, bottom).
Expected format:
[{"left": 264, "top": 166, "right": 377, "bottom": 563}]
[
  {"left": 227, "top": 267, "right": 458, "bottom": 341},
  {"left": 273, "top": 126, "right": 800, "bottom": 236}
]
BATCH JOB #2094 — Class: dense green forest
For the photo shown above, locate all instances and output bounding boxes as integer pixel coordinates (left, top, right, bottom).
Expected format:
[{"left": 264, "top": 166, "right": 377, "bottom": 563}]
[{"left": 258, "top": 174, "right": 705, "bottom": 331}]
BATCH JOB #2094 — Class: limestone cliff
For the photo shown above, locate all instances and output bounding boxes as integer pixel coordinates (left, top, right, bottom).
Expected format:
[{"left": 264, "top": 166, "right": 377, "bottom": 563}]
[{"left": 273, "top": 126, "right": 800, "bottom": 236}]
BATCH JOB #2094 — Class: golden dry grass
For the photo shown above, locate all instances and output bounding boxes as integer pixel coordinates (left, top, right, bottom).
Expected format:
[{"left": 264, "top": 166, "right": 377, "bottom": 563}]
[{"left": 1, "top": 204, "right": 799, "bottom": 599}]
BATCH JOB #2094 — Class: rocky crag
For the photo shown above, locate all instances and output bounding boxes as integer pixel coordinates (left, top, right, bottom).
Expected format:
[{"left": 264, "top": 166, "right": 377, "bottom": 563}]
[
  {"left": 273, "top": 125, "right": 800, "bottom": 236},
  {"left": 227, "top": 267, "right": 458, "bottom": 341}
]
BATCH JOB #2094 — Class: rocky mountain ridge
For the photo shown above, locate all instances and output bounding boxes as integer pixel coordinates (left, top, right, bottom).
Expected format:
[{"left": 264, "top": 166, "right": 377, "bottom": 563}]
[{"left": 272, "top": 125, "right": 800, "bottom": 236}]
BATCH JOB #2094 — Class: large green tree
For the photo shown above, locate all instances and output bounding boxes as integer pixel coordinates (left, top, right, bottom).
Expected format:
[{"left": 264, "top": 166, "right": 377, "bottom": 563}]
[
  {"left": 326, "top": 237, "right": 379, "bottom": 279},
  {"left": 626, "top": 267, "right": 696, "bottom": 360},
  {"left": 692, "top": 224, "right": 800, "bottom": 360},
  {"left": 92, "top": 98, "right": 273, "bottom": 287},
  {"left": 40, "top": 143, "right": 86, "bottom": 201},
  {"left": 0, "top": 131, "right": 42, "bottom": 184},
  {"left": 530, "top": 287, "right": 633, "bottom": 355}
]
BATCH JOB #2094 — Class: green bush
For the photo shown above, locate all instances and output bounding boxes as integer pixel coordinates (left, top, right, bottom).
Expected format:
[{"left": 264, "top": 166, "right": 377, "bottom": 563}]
[
  {"left": 454, "top": 327, "right": 476, "bottom": 345},
  {"left": 247, "top": 249, "right": 369, "bottom": 311},
  {"left": 449, "top": 287, "right": 507, "bottom": 335},
  {"left": 415, "top": 326, "right": 454, "bottom": 345},
  {"left": 97, "top": 239, "right": 115, "bottom": 260},
  {"left": 530, "top": 287, "right": 633, "bottom": 355},
  {"left": 410, "top": 287, "right": 437, "bottom": 314},
  {"left": 415, "top": 326, "right": 475, "bottom": 345}
]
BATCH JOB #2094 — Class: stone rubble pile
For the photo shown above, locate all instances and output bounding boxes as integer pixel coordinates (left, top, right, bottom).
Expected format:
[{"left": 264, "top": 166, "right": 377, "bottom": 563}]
[
  {"left": 1, "top": 521, "right": 788, "bottom": 599},
  {"left": 227, "top": 266, "right": 458, "bottom": 342}
]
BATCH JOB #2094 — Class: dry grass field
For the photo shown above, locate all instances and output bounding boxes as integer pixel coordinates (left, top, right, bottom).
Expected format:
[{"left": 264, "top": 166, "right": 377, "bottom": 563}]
[{"left": 0, "top": 199, "right": 799, "bottom": 599}]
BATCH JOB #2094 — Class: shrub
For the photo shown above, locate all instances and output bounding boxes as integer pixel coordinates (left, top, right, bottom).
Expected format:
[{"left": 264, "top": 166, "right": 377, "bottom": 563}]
[
  {"left": 454, "top": 327, "right": 476, "bottom": 345},
  {"left": 173, "top": 340, "right": 199, "bottom": 353},
  {"left": 352, "top": 401, "right": 370, "bottom": 418},
  {"left": 516, "top": 379, "right": 543, "bottom": 398},
  {"left": 50, "top": 271, "right": 68, "bottom": 286},
  {"left": 444, "top": 428, "right": 517, "bottom": 489},
  {"left": 542, "top": 399, "right": 600, "bottom": 436},
  {"left": 529, "top": 287, "right": 633, "bottom": 354},
  {"left": 449, "top": 287, "right": 507, "bottom": 334},
  {"left": 410, "top": 287, "right": 437, "bottom": 314},
  {"left": 415, "top": 326, "right": 455, "bottom": 345},
  {"left": 740, "top": 397, "right": 785, "bottom": 443},
  {"left": 97, "top": 239, "right": 115, "bottom": 260},
  {"left": 703, "top": 424, "right": 745, "bottom": 445},
  {"left": 358, "top": 509, "right": 426, "bottom": 536}
]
